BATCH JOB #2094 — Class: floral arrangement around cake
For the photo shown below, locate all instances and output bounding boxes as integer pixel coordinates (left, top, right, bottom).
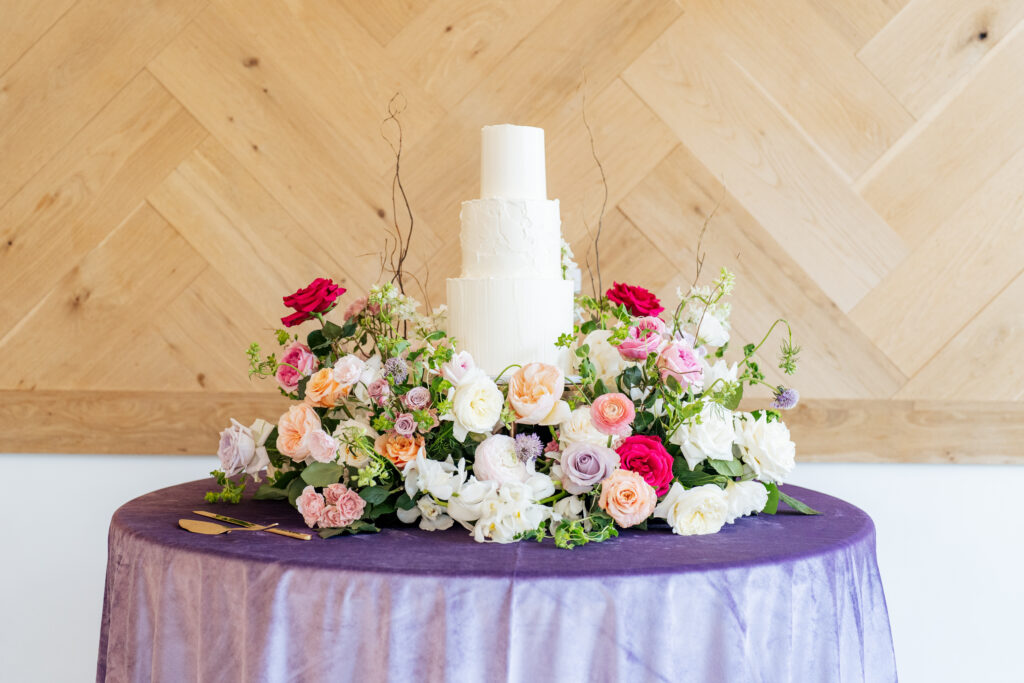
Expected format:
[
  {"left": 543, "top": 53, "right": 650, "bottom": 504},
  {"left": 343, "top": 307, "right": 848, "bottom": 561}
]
[{"left": 211, "top": 262, "right": 815, "bottom": 548}]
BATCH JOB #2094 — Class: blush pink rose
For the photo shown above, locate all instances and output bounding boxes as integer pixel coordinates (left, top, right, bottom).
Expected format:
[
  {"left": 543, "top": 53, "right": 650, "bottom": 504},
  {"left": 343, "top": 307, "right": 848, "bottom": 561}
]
[
  {"left": 335, "top": 488, "right": 367, "bottom": 526},
  {"left": 296, "top": 485, "right": 326, "bottom": 528},
  {"left": 617, "top": 434, "right": 674, "bottom": 496},
  {"left": 302, "top": 428, "right": 339, "bottom": 463},
  {"left": 276, "top": 404, "right": 321, "bottom": 461},
  {"left": 441, "top": 351, "right": 478, "bottom": 386},
  {"left": 657, "top": 340, "right": 705, "bottom": 389},
  {"left": 590, "top": 392, "right": 636, "bottom": 437},
  {"left": 508, "top": 362, "right": 569, "bottom": 425},
  {"left": 276, "top": 342, "right": 317, "bottom": 393},
  {"left": 323, "top": 483, "right": 348, "bottom": 506},
  {"left": 617, "top": 317, "right": 667, "bottom": 361},
  {"left": 319, "top": 505, "right": 343, "bottom": 528},
  {"left": 598, "top": 469, "right": 657, "bottom": 528}
]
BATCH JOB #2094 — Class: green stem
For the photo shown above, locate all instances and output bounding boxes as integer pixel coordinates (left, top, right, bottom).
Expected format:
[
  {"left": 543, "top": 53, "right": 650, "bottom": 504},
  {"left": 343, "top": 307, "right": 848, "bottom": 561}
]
[{"left": 538, "top": 490, "right": 569, "bottom": 506}]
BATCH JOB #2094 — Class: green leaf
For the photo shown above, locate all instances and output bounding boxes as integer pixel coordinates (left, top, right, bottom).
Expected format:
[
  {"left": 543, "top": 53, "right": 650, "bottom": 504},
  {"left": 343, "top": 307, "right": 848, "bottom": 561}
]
[
  {"left": 719, "top": 383, "right": 743, "bottom": 411},
  {"left": 300, "top": 462, "right": 346, "bottom": 487},
  {"left": 322, "top": 320, "right": 344, "bottom": 340},
  {"left": 286, "top": 476, "right": 307, "bottom": 507},
  {"left": 359, "top": 485, "right": 390, "bottom": 505},
  {"left": 319, "top": 520, "right": 380, "bottom": 538},
  {"left": 253, "top": 483, "right": 289, "bottom": 501},
  {"left": 709, "top": 458, "right": 743, "bottom": 477},
  {"left": 761, "top": 482, "right": 780, "bottom": 514},
  {"left": 307, "top": 329, "right": 328, "bottom": 350},
  {"left": 339, "top": 318, "right": 358, "bottom": 338},
  {"left": 620, "top": 365, "right": 643, "bottom": 389},
  {"left": 395, "top": 492, "right": 416, "bottom": 510},
  {"left": 424, "top": 330, "right": 446, "bottom": 343},
  {"left": 580, "top": 319, "right": 599, "bottom": 335},
  {"left": 664, "top": 374, "right": 682, "bottom": 394},
  {"left": 368, "top": 499, "right": 397, "bottom": 517},
  {"left": 778, "top": 490, "right": 820, "bottom": 515},
  {"left": 296, "top": 376, "right": 310, "bottom": 401},
  {"left": 593, "top": 378, "right": 609, "bottom": 398},
  {"left": 633, "top": 411, "right": 655, "bottom": 433}
]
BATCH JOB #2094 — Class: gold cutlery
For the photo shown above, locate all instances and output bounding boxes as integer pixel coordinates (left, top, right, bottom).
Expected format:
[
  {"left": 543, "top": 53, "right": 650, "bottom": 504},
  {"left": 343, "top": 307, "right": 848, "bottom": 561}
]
[
  {"left": 179, "top": 519, "right": 278, "bottom": 535},
  {"left": 192, "top": 510, "right": 312, "bottom": 540}
]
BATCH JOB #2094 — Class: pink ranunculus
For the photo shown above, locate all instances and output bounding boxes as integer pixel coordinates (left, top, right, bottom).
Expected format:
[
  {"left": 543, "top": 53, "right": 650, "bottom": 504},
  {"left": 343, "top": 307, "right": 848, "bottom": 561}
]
[
  {"left": 276, "top": 342, "right": 318, "bottom": 393},
  {"left": 441, "top": 350, "right": 478, "bottom": 386},
  {"left": 616, "top": 435, "right": 674, "bottom": 496},
  {"left": 367, "top": 378, "right": 390, "bottom": 405},
  {"left": 393, "top": 412, "right": 417, "bottom": 437},
  {"left": 335, "top": 487, "right": 367, "bottom": 526},
  {"left": 617, "top": 317, "right": 667, "bottom": 361},
  {"left": 401, "top": 386, "right": 431, "bottom": 411},
  {"left": 323, "top": 483, "right": 347, "bottom": 506},
  {"left": 606, "top": 282, "right": 664, "bottom": 317},
  {"left": 281, "top": 278, "right": 345, "bottom": 327},
  {"left": 302, "top": 428, "right": 339, "bottom": 463},
  {"left": 590, "top": 392, "right": 636, "bottom": 437},
  {"left": 657, "top": 340, "right": 705, "bottom": 390},
  {"left": 296, "top": 486, "right": 326, "bottom": 528}
]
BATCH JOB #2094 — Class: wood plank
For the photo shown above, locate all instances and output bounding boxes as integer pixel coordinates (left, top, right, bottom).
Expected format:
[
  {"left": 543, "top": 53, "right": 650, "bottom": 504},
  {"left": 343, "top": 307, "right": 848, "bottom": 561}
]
[
  {"left": 805, "top": 0, "right": 907, "bottom": 51},
  {"left": 619, "top": 145, "right": 906, "bottom": 399},
  {"left": 896, "top": 271, "right": 1024, "bottom": 401},
  {"left": 0, "top": 390, "right": 290, "bottom": 454},
  {"left": 0, "top": 0, "right": 78, "bottom": 75},
  {"left": 679, "top": 0, "right": 913, "bottom": 180},
  {"left": 0, "top": 70, "right": 207, "bottom": 335},
  {"left": 342, "top": 0, "right": 431, "bottom": 46},
  {"left": 0, "top": 0, "right": 206, "bottom": 204},
  {"left": 0, "top": 203, "right": 207, "bottom": 390},
  {"left": 623, "top": 15, "right": 908, "bottom": 312},
  {"left": 857, "top": 29, "right": 1024, "bottom": 247},
  {"left": 859, "top": 0, "right": 1024, "bottom": 118},
  {"left": 851, "top": 143, "right": 1024, "bottom": 376}
]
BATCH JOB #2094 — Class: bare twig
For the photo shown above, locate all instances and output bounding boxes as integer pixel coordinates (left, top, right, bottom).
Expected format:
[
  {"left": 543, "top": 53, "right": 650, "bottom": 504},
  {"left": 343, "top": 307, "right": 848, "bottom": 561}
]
[
  {"left": 380, "top": 93, "right": 414, "bottom": 295},
  {"left": 581, "top": 73, "right": 608, "bottom": 303}
]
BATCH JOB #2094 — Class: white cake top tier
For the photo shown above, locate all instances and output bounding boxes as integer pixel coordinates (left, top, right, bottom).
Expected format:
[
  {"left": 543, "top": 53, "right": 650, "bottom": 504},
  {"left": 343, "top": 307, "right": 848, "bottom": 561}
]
[{"left": 480, "top": 124, "right": 546, "bottom": 200}]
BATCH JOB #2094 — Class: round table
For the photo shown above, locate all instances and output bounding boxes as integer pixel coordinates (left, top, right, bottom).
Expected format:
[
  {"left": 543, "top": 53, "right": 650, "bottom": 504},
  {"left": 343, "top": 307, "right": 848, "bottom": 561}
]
[{"left": 97, "top": 480, "right": 896, "bottom": 682}]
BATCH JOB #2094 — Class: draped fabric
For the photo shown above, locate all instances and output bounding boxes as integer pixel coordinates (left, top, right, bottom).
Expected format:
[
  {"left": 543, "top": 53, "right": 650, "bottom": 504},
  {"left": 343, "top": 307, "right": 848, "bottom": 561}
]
[{"left": 97, "top": 480, "right": 896, "bottom": 682}]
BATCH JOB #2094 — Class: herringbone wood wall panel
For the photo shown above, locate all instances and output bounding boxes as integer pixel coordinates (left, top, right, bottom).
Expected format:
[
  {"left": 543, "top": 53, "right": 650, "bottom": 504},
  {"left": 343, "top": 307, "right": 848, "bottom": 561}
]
[{"left": 2, "top": 0, "right": 1022, "bottom": 460}]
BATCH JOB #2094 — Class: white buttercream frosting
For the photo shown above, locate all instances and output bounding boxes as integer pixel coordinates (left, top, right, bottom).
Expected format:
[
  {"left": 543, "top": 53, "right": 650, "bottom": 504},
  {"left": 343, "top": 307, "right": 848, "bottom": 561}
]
[{"left": 459, "top": 198, "right": 561, "bottom": 279}]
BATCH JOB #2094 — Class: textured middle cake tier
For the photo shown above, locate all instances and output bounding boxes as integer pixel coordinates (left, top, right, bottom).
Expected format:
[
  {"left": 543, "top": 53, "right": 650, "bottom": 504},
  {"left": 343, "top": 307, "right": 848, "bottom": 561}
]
[
  {"left": 459, "top": 198, "right": 561, "bottom": 279},
  {"left": 446, "top": 277, "right": 573, "bottom": 378}
]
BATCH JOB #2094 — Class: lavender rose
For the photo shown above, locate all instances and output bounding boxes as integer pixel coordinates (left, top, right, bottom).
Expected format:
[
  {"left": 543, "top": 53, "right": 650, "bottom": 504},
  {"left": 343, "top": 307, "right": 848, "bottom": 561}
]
[
  {"left": 560, "top": 441, "right": 619, "bottom": 494},
  {"left": 218, "top": 418, "right": 272, "bottom": 477},
  {"left": 393, "top": 412, "right": 418, "bottom": 437},
  {"left": 367, "top": 377, "right": 390, "bottom": 405},
  {"left": 401, "top": 386, "right": 431, "bottom": 411}
]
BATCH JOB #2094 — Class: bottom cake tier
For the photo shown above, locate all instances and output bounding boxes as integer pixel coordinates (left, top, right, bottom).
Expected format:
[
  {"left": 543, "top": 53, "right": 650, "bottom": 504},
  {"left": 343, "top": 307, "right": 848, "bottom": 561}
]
[{"left": 446, "top": 277, "right": 574, "bottom": 378}]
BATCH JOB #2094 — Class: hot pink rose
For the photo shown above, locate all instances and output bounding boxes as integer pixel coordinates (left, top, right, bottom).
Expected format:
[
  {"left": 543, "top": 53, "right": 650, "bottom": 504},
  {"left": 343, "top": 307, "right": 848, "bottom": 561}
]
[
  {"left": 616, "top": 435, "right": 674, "bottom": 496},
  {"left": 617, "top": 317, "right": 667, "bottom": 360},
  {"left": 281, "top": 277, "right": 345, "bottom": 327},
  {"left": 296, "top": 485, "right": 325, "bottom": 528},
  {"left": 606, "top": 282, "right": 664, "bottom": 317},
  {"left": 590, "top": 393, "right": 636, "bottom": 437},
  {"left": 401, "top": 386, "right": 431, "bottom": 411},
  {"left": 657, "top": 340, "right": 704, "bottom": 389},
  {"left": 335, "top": 487, "right": 367, "bottom": 526},
  {"left": 276, "top": 342, "right": 318, "bottom": 393}
]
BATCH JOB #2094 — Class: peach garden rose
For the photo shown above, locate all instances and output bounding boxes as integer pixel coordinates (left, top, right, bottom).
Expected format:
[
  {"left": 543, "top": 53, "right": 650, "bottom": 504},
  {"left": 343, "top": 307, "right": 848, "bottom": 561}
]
[
  {"left": 508, "top": 362, "right": 570, "bottom": 425},
  {"left": 374, "top": 431, "right": 425, "bottom": 470},
  {"left": 276, "top": 403, "right": 321, "bottom": 461},
  {"left": 598, "top": 469, "right": 657, "bottom": 528},
  {"left": 304, "top": 367, "right": 347, "bottom": 408}
]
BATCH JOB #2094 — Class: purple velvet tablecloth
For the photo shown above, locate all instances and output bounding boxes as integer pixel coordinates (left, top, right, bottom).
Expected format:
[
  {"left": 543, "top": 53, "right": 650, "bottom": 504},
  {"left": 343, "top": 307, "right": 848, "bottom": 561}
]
[{"left": 97, "top": 479, "right": 896, "bottom": 682}]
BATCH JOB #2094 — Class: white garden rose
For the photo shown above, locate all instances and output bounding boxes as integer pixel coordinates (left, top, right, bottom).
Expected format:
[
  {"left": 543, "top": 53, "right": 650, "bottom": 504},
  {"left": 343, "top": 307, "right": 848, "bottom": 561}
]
[
  {"left": 473, "top": 434, "right": 529, "bottom": 484},
  {"left": 447, "top": 476, "right": 498, "bottom": 524},
  {"left": 524, "top": 471, "right": 555, "bottom": 500},
  {"left": 445, "top": 373, "right": 503, "bottom": 441},
  {"left": 654, "top": 482, "right": 729, "bottom": 536},
  {"left": 669, "top": 403, "right": 736, "bottom": 470},
  {"left": 576, "top": 329, "right": 628, "bottom": 385},
  {"left": 724, "top": 480, "right": 769, "bottom": 524},
  {"left": 694, "top": 311, "right": 730, "bottom": 348},
  {"left": 558, "top": 406, "right": 611, "bottom": 450},
  {"left": 351, "top": 354, "right": 382, "bottom": 403},
  {"left": 471, "top": 481, "right": 551, "bottom": 543},
  {"left": 734, "top": 413, "right": 796, "bottom": 484},
  {"left": 332, "top": 419, "right": 379, "bottom": 468},
  {"left": 332, "top": 354, "right": 365, "bottom": 387}
]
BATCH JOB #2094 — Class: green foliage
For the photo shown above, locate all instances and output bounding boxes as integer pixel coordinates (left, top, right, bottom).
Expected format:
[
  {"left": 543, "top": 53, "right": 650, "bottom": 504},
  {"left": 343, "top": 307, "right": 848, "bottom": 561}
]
[
  {"left": 552, "top": 511, "right": 619, "bottom": 549},
  {"left": 778, "top": 490, "right": 820, "bottom": 515},
  {"left": 708, "top": 458, "right": 743, "bottom": 477},
  {"left": 556, "top": 332, "right": 575, "bottom": 349},
  {"left": 205, "top": 470, "right": 246, "bottom": 504},
  {"left": 253, "top": 483, "right": 289, "bottom": 501},
  {"left": 246, "top": 343, "right": 278, "bottom": 379},
  {"left": 761, "top": 482, "right": 780, "bottom": 514},
  {"left": 359, "top": 486, "right": 390, "bottom": 505},
  {"left": 300, "top": 462, "right": 346, "bottom": 487},
  {"left": 319, "top": 520, "right": 380, "bottom": 539},
  {"left": 275, "top": 329, "right": 292, "bottom": 346},
  {"left": 286, "top": 476, "right": 308, "bottom": 507}
]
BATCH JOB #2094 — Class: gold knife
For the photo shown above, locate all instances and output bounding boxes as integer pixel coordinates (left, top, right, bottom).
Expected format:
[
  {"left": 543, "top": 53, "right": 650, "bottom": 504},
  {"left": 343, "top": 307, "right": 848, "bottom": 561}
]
[{"left": 192, "top": 510, "right": 312, "bottom": 540}]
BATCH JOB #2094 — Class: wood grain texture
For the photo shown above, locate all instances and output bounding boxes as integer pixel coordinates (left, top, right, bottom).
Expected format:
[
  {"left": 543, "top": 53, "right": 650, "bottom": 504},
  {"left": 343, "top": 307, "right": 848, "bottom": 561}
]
[{"left": 1, "top": 0, "right": 1021, "bottom": 462}]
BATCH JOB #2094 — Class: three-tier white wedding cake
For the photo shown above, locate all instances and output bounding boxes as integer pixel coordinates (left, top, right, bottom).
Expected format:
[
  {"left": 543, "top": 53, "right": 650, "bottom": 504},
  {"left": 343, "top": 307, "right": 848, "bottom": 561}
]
[{"left": 446, "top": 124, "right": 574, "bottom": 378}]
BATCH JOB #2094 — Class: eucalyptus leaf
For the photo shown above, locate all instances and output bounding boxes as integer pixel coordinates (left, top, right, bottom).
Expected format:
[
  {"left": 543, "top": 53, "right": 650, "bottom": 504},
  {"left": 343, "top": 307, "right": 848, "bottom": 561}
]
[
  {"left": 300, "top": 462, "right": 346, "bottom": 487},
  {"left": 253, "top": 483, "right": 289, "bottom": 501},
  {"left": 424, "top": 330, "right": 446, "bottom": 343}
]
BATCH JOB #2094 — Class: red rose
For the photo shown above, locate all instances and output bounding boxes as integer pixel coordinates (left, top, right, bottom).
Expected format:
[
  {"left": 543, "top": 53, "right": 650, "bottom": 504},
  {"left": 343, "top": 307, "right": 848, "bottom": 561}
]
[
  {"left": 616, "top": 434, "right": 673, "bottom": 496},
  {"left": 606, "top": 282, "right": 664, "bottom": 317},
  {"left": 281, "top": 277, "right": 345, "bottom": 327}
]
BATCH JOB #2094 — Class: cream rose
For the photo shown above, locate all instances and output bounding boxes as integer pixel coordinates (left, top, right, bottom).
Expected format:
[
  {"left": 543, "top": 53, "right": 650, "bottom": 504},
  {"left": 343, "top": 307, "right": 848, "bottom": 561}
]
[
  {"left": 734, "top": 413, "right": 796, "bottom": 484},
  {"left": 276, "top": 404, "right": 321, "bottom": 461},
  {"left": 446, "top": 373, "right": 503, "bottom": 441},
  {"left": 508, "top": 362, "right": 570, "bottom": 425},
  {"left": 669, "top": 403, "right": 736, "bottom": 470},
  {"left": 558, "top": 407, "right": 613, "bottom": 450},
  {"left": 724, "top": 480, "right": 769, "bottom": 523},
  {"left": 654, "top": 482, "right": 729, "bottom": 536}
]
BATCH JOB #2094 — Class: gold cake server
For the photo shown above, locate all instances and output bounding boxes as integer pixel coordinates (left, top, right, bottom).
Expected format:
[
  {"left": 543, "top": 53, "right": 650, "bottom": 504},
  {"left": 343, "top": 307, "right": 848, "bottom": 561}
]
[{"left": 192, "top": 510, "right": 312, "bottom": 540}]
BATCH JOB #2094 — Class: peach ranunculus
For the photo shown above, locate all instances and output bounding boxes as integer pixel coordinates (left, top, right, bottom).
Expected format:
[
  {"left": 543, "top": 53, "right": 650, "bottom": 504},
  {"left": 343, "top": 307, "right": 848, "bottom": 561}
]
[
  {"left": 598, "top": 469, "right": 657, "bottom": 528},
  {"left": 374, "top": 431, "right": 426, "bottom": 470},
  {"left": 590, "top": 392, "right": 636, "bottom": 437},
  {"left": 508, "top": 362, "right": 571, "bottom": 425},
  {"left": 276, "top": 403, "right": 321, "bottom": 461},
  {"left": 304, "top": 367, "right": 349, "bottom": 408}
]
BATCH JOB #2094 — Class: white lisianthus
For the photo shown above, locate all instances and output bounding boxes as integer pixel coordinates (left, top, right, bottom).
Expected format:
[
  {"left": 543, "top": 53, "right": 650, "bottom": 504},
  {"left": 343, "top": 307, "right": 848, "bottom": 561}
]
[
  {"left": 447, "top": 476, "right": 499, "bottom": 524},
  {"left": 443, "top": 373, "right": 503, "bottom": 441},
  {"left": 403, "top": 452, "right": 465, "bottom": 500},
  {"left": 332, "top": 419, "right": 379, "bottom": 469},
  {"left": 471, "top": 481, "right": 552, "bottom": 543},
  {"left": 724, "top": 480, "right": 769, "bottom": 524},
  {"left": 473, "top": 434, "right": 529, "bottom": 484},
  {"left": 654, "top": 482, "right": 729, "bottom": 536},
  {"left": 669, "top": 403, "right": 736, "bottom": 470},
  {"left": 701, "top": 358, "right": 739, "bottom": 395},
  {"left": 734, "top": 413, "right": 796, "bottom": 484},
  {"left": 558, "top": 407, "right": 611, "bottom": 450},
  {"left": 575, "top": 329, "right": 628, "bottom": 385},
  {"left": 397, "top": 496, "right": 454, "bottom": 531}
]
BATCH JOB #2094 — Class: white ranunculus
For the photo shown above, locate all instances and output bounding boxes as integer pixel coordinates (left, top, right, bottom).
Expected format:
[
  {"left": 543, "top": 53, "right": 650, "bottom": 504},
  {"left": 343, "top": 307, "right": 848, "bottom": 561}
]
[
  {"left": 701, "top": 358, "right": 739, "bottom": 395},
  {"left": 471, "top": 481, "right": 552, "bottom": 543},
  {"left": 558, "top": 406, "right": 611, "bottom": 450},
  {"left": 332, "top": 419, "right": 379, "bottom": 469},
  {"left": 473, "top": 434, "right": 529, "bottom": 484},
  {"left": 447, "top": 476, "right": 498, "bottom": 525},
  {"left": 724, "top": 480, "right": 769, "bottom": 524},
  {"left": 403, "top": 452, "right": 465, "bottom": 500},
  {"left": 397, "top": 496, "right": 454, "bottom": 531},
  {"left": 669, "top": 403, "right": 736, "bottom": 470},
  {"left": 575, "top": 329, "right": 628, "bottom": 385},
  {"left": 218, "top": 418, "right": 272, "bottom": 477},
  {"left": 734, "top": 413, "right": 796, "bottom": 484},
  {"left": 654, "top": 482, "right": 729, "bottom": 536},
  {"left": 444, "top": 373, "right": 503, "bottom": 441}
]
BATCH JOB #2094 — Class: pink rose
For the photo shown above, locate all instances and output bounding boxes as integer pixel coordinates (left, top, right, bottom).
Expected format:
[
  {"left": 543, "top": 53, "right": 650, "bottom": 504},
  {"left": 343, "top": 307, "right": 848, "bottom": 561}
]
[
  {"left": 344, "top": 296, "right": 367, "bottom": 320},
  {"left": 616, "top": 435, "right": 674, "bottom": 496},
  {"left": 508, "top": 362, "right": 569, "bottom": 425},
  {"left": 335, "top": 488, "right": 367, "bottom": 526},
  {"left": 441, "top": 351, "right": 478, "bottom": 386},
  {"left": 332, "top": 354, "right": 365, "bottom": 388},
  {"left": 617, "top": 317, "right": 667, "bottom": 361},
  {"left": 401, "top": 386, "right": 431, "bottom": 411},
  {"left": 606, "top": 282, "right": 664, "bottom": 317},
  {"left": 590, "top": 393, "right": 636, "bottom": 437},
  {"left": 323, "top": 483, "right": 347, "bottom": 505},
  {"left": 319, "top": 504, "right": 344, "bottom": 528},
  {"left": 393, "top": 412, "right": 417, "bottom": 437},
  {"left": 657, "top": 340, "right": 704, "bottom": 389},
  {"left": 296, "top": 485, "right": 325, "bottom": 528},
  {"left": 367, "top": 378, "right": 390, "bottom": 405},
  {"left": 302, "top": 428, "right": 339, "bottom": 463},
  {"left": 598, "top": 469, "right": 657, "bottom": 528},
  {"left": 276, "top": 342, "right": 317, "bottom": 393}
]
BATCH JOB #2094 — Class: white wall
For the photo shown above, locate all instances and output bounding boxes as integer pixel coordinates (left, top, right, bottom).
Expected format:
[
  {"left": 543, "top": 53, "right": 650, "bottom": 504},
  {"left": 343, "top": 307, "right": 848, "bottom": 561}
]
[{"left": 1, "top": 455, "right": 1022, "bottom": 683}]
